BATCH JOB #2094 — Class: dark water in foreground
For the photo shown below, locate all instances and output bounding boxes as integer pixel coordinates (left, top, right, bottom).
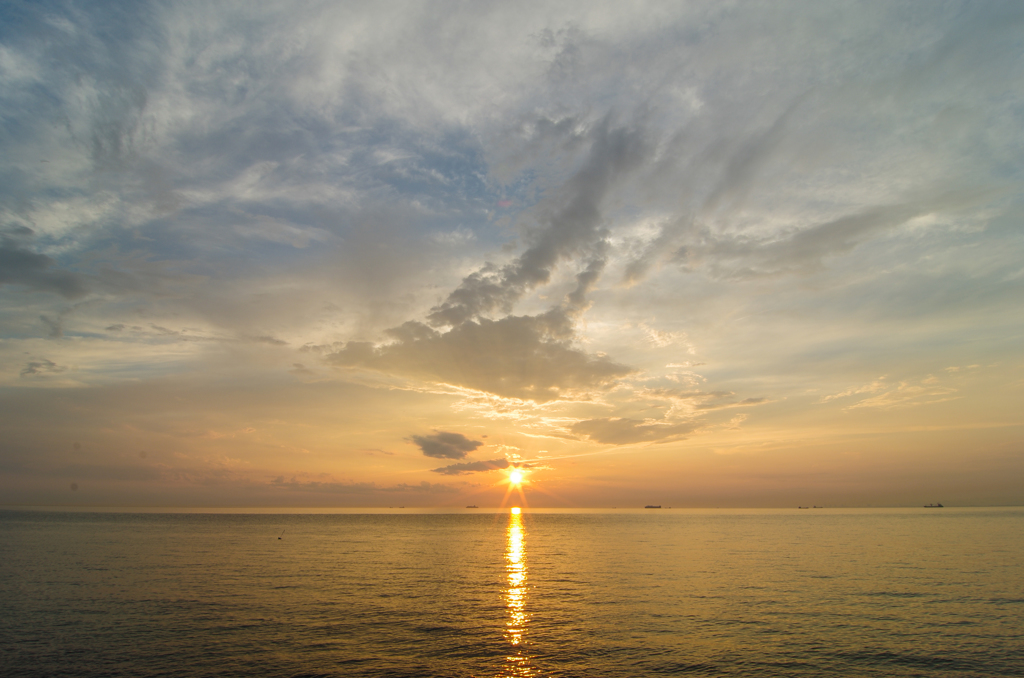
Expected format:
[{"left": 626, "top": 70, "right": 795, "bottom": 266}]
[{"left": 1, "top": 508, "right": 1022, "bottom": 677}]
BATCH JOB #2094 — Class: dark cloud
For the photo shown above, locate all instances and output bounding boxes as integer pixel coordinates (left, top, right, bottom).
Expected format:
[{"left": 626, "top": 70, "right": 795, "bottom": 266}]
[
  {"left": 0, "top": 239, "right": 88, "bottom": 299},
  {"left": 571, "top": 417, "right": 697, "bottom": 445},
  {"left": 20, "top": 359, "right": 66, "bottom": 377},
  {"left": 322, "top": 122, "right": 643, "bottom": 402},
  {"left": 427, "top": 120, "right": 646, "bottom": 327},
  {"left": 328, "top": 313, "right": 633, "bottom": 402},
  {"left": 410, "top": 431, "right": 483, "bottom": 459},
  {"left": 431, "top": 458, "right": 511, "bottom": 475}
]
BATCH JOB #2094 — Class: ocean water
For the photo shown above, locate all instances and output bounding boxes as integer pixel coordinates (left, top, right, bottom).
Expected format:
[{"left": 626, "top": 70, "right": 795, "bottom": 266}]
[{"left": 1, "top": 508, "right": 1022, "bottom": 677}]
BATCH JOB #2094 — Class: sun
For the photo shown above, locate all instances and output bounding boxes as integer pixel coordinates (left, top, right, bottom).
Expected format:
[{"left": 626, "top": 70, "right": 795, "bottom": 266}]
[{"left": 508, "top": 469, "right": 524, "bottom": 485}]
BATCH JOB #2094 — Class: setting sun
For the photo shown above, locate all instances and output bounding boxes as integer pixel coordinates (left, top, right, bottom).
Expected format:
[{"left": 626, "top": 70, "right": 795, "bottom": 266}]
[{"left": 508, "top": 469, "right": 524, "bottom": 485}]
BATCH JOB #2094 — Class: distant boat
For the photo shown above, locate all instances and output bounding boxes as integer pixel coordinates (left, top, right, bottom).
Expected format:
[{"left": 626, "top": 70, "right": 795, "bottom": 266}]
[
  {"left": 645, "top": 505, "right": 662, "bottom": 509},
  {"left": 798, "top": 506, "right": 809, "bottom": 509},
  {"left": 466, "top": 505, "right": 478, "bottom": 508},
  {"left": 924, "top": 503, "right": 944, "bottom": 508},
  {"left": 813, "top": 506, "right": 823, "bottom": 509}
]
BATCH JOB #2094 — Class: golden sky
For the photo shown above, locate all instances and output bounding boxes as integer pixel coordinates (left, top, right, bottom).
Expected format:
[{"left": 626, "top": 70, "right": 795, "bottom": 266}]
[{"left": 1, "top": 1, "right": 1022, "bottom": 507}]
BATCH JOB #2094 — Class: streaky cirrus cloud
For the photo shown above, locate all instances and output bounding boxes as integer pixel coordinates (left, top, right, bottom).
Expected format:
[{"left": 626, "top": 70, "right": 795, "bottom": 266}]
[
  {"left": 628, "top": 187, "right": 1005, "bottom": 284},
  {"left": 571, "top": 418, "right": 698, "bottom": 446},
  {"left": 431, "top": 458, "right": 512, "bottom": 475}
]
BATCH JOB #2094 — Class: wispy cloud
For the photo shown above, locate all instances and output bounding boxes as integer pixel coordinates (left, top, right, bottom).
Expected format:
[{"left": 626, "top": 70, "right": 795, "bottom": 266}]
[
  {"left": 431, "top": 458, "right": 512, "bottom": 475},
  {"left": 20, "top": 359, "right": 67, "bottom": 377},
  {"left": 571, "top": 417, "right": 697, "bottom": 445}
]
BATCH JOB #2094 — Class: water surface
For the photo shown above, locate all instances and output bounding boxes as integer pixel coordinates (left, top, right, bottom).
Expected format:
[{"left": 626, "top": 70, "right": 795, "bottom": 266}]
[{"left": 1, "top": 507, "right": 1021, "bottom": 677}]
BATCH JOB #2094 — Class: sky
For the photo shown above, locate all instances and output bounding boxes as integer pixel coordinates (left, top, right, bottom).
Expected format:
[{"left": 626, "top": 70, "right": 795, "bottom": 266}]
[{"left": 1, "top": 0, "right": 1022, "bottom": 508}]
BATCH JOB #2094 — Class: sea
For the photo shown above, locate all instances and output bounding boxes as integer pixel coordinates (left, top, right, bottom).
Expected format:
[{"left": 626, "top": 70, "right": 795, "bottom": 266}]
[{"left": 1, "top": 507, "right": 1022, "bottom": 677}]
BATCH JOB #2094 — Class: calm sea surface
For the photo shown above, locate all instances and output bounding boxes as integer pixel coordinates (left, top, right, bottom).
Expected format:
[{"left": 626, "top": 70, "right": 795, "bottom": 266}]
[{"left": 1, "top": 508, "right": 1022, "bottom": 677}]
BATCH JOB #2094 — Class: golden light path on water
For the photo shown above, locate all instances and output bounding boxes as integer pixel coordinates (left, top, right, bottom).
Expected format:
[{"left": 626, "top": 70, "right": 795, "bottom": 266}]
[{"left": 501, "top": 507, "right": 533, "bottom": 677}]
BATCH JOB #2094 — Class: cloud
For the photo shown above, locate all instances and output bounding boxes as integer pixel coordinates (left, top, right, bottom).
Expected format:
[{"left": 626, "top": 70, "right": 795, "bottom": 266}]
[
  {"left": 39, "top": 314, "right": 64, "bottom": 339},
  {"left": 844, "top": 379, "right": 958, "bottom": 411},
  {"left": 251, "top": 335, "right": 288, "bottom": 346},
  {"left": 410, "top": 431, "right": 483, "bottom": 459},
  {"left": 571, "top": 417, "right": 697, "bottom": 445},
  {"left": 633, "top": 388, "right": 767, "bottom": 415},
  {"left": 624, "top": 185, "right": 1002, "bottom": 286},
  {"left": 821, "top": 379, "right": 888, "bottom": 403},
  {"left": 321, "top": 122, "right": 643, "bottom": 403},
  {"left": 328, "top": 313, "right": 634, "bottom": 402},
  {"left": 0, "top": 238, "right": 88, "bottom": 299},
  {"left": 726, "top": 190, "right": 993, "bottom": 278},
  {"left": 694, "top": 397, "right": 766, "bottom": 411},
  {"left": 20, "top": 359, "right": 67, "bottom": 377},
  {"left": 427, "top": 120, "right": 646, "bottom": 327},
  {"left": 431, "top": 458, "right": 511, "bottom": 475}
]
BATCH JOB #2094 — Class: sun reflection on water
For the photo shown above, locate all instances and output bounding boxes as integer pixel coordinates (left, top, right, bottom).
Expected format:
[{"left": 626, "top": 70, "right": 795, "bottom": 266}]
[{"left": 501, "top": 508, "right": 534, "bottom": 677}]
